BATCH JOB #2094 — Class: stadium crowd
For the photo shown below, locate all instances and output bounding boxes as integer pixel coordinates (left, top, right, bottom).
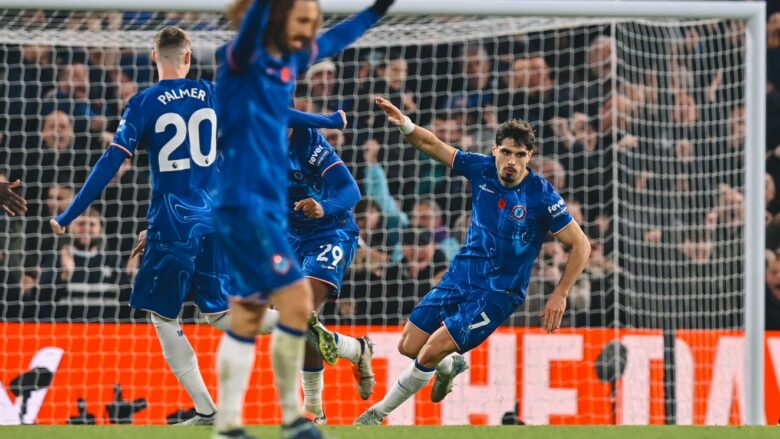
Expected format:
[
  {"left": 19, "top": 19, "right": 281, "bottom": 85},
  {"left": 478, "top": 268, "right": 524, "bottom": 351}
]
[{"left": 0, "top": 8, "right": 778, "bottom": 330}]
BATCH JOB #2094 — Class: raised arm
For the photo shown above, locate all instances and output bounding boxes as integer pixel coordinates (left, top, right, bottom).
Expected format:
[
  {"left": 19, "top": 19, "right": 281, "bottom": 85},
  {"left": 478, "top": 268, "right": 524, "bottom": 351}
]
[
  {"left": 288, "top": 108, "right": 346, "bottom": 130},
  {"left": 374, "top": 96, "right": 458, "bottom": 167},
  {"left": 51, "top": 100, "right": 142, "bottom": 233},
  {"left": 304, "top": 0, "right": 392, "bottom": 67},
  {"left": 227, "top": 0, "right": 271, "bottom": 72}
]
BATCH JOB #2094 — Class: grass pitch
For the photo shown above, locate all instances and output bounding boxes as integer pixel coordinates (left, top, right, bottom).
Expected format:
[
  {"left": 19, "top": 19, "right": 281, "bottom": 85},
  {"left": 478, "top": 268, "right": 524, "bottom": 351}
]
[{"left": 1, "top": 426, "right": 778, "bottom": 439}]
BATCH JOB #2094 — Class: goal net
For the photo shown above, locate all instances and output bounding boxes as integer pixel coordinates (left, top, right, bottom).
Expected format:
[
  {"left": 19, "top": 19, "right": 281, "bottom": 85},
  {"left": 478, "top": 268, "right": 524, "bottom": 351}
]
[{"left": 0, "top": 3, "right": 769, "bottom": 427}]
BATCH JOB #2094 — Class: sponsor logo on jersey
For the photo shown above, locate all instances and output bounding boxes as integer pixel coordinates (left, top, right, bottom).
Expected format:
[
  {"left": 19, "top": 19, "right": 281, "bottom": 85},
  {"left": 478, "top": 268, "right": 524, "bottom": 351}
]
[
  {"left": 309, "top": 145, "right": 330, "bottom": 167},
  {"left": 511, "top": 204, "right": 527, "bottom": 221},
  {"left": 547, "top": 198, "right": 568, "bottom": 218}
]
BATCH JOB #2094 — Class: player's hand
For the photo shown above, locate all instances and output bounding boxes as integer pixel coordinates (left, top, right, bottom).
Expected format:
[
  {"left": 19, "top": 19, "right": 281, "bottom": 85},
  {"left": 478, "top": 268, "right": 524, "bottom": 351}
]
[
  {"left": 50, "top": 218, "right": 66, "bottom": 235},
  {"left": 540, "top": 290, "right": 567, "bottom": 333},
  {"left": 338, "top": 110, "right": 348, "bottom": 130},
  {"left": 294, "top": 198, "right": 325, "bottom": 218},
  {"left": 0, "top": 179, "right": 27, "bottom": 216},
  {"left": 372, "top": 0, "right": 394, "bottom": 15},
  {"left": 374, "top": 96, "right": 404, "bottom": 127},
  {"left": 130, "top": 229, "right": 148, "bottom": 259}
]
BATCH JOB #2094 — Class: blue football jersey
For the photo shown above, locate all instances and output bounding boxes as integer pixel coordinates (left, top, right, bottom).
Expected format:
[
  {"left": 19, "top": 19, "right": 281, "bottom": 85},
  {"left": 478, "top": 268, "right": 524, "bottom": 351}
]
[
  {"left": 287, "top": 128, "right": 358, "bottom": 237},
  {"left": 213, "top": 0, "right": 381, "bottom": 211},
  {"left": 437, "top": 151, "right": 574, "bottom": 299},
  {"left": 112, "top": 78, "right": 218, "bottom": 241}
]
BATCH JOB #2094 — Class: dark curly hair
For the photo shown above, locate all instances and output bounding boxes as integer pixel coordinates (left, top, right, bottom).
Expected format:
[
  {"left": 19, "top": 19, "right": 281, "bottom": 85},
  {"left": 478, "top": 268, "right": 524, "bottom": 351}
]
[{"left": 495, "top": 119, "right": 535, "bottom": 151}]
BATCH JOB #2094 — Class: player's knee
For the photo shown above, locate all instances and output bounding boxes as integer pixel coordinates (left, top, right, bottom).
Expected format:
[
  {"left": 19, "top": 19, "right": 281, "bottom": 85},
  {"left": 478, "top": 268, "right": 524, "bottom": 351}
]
[{"left": 397, "top": 337, "right": 420, "bottom": 359}]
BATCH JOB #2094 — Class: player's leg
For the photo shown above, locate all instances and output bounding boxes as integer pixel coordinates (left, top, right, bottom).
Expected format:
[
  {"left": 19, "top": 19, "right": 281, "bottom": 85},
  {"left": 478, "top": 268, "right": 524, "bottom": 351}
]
[
  {"left": 356, "top": 324, "right": 457, "bottom": 425},
  {"left": 215, "top": 299, "right": 264, "bottom": 435},
  {"left": 131, "top": 237, "right": 217, "bottom": 424},
  {"left": 212, "top": 206, "right": 299, "bottom": 439},
  {"left": 354, "top": 293, "right": 445, "bottom": 425},
  {"left": 268, "top": 279, "right": 318, "bottom": 435},
  {"left": 300, "top": 279, "right": 330, "bottom": 422}
]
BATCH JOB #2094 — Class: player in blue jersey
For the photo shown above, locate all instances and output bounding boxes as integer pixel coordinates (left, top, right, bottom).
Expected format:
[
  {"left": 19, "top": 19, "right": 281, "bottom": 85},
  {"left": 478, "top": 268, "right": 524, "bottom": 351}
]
[
  {"left": 212, "top": 1, "right": 392, "bottom": 438},
  {"left": 49, "top": 27, "right": 229, "bottom": 426},
  {"left": 286, "top": 120, "right": 375, "bottom": 424},
  {"left": 354, "top": 97, "right": 591, "bottom": 425}
]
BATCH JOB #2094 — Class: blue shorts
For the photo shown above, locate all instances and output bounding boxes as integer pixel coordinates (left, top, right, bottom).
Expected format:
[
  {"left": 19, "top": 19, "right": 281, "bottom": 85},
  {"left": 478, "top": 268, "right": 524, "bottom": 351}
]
[
  {"left": 289, "top": 229, "right": 358, "bottom": 299},
  {"left": 408, "top": 287, "right": 524, "bottom": 352},
  {"left": 131, "top": 233, "right": 231, "bottom": 319},
  {"left": 213, "top": 206, "right": 304, "bottom": 301}
]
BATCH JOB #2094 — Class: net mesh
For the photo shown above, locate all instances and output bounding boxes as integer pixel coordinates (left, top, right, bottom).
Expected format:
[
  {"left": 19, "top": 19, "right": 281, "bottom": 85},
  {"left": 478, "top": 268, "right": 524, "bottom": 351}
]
[{"left": 0, "top": 8, "right": 750, "bottom": 426}]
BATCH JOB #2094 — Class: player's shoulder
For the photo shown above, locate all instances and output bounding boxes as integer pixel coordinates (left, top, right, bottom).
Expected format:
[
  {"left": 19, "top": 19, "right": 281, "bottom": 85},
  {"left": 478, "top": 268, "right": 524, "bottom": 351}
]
[
  {"left": 305, "top": 130, "right": 337, "bottom": 168},
  {"left": 456, "top": 150, "right": 494, "bottom": 171}
]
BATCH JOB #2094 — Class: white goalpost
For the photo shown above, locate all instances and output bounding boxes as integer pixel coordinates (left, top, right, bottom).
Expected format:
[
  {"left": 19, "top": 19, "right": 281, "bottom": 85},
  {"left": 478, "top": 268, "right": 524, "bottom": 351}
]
[{"left": 0, "top": 0, "right": 766, "bottom": 426}]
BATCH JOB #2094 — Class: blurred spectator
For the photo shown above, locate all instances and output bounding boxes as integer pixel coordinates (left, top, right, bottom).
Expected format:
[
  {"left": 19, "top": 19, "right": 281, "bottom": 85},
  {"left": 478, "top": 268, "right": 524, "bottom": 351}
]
[
  {"left": 38, "top": 207, "right": 130, "bottom": 321},
  {"left": 361, "top": 139, "right": 409, "bottom": 231},
  {"left": 304, "top": 60, "right": 347, "bottom": 112},
  {"left": 768, "top": 253, "right": 780, "bottom": 330},
  {"left": 498, "top": 55, "right": 575, "bottom": 146},
  {"left": 377, "top": 228, "right": 448, "bottom": 323},
  {"left": 443, "top": 43, "right": 498, "bottom": 143},
  {"left": 410, "top": 197, "right": 459, "bottom": 260},
  {"left": 44, "top": 62, "right": 107, "bottom": 133}
]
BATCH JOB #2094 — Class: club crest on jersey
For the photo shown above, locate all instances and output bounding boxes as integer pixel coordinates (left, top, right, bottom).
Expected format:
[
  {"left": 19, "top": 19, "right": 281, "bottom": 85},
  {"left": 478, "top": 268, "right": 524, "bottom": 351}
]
[
  {"left": 511, "top": 204, "right": 527, "bottom": 221},
  {"left": 272, "top": 254, "right": 291, "bottom": 275}
]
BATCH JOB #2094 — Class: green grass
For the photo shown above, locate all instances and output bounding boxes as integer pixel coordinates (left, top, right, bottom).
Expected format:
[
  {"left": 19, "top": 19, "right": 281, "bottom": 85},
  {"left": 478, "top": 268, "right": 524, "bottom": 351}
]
[{"left": 1, "top": 426, "right": 778, "bottom": 439}]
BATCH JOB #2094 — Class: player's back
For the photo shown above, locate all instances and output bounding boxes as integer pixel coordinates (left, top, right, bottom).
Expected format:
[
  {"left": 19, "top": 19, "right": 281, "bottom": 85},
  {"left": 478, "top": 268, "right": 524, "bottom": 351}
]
[{"left": 123, "top": 78, "right": 218, "bottom": 241}]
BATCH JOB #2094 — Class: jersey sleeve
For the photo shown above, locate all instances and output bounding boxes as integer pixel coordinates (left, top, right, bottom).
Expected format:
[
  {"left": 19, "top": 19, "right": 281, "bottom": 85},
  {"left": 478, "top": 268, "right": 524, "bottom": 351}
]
[
  {"left": 294, "top": 6, "right": 382, "bottom": 72},
  {"left": 540, "top": 188, "right": 574, "bottom": 234},
  {"left": 111, "top": 97, "right": 144, "bottom": 157},
  {"left": 451, "top": 150, "right": 491, "bottom": 180},
  {"left": 226, "top": 0, "right": 271, "bottom": 73},
  {"left": 310, "top": 132, "right": 344, "bottom": 177}
]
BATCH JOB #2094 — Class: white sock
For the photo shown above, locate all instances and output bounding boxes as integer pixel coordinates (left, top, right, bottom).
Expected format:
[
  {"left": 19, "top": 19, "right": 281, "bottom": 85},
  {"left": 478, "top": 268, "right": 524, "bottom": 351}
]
[
  {"left": 436, "top": 354, "right": 455, "bottom": 376},
  {"left": 205, "top": 309, "right": 279, "bottom": 335},
  {"left": 151, "top": 313, "right": 216, "bottom": 415},
  {"left": 301, "top": 369, "right": 324, "bottom": 417},
  {"left": 215, "top": 331, "right": 256, "bottom": 431},
  {"left": 335, "top": 333, "right": 362, "bottom": 364},
  {"left": 373, "top": 360, "right": 435, "bottom": 417},
  {"left": 272, "top": 325, "right": 306, "bottom": 425}
]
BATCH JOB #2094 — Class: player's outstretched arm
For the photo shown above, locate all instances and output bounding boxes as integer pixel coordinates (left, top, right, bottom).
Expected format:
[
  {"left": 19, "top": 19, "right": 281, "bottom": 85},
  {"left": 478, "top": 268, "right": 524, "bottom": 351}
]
[
  {"left": 374, "top": 96, "right": 458, "bottom": 168},
  {"left": 50, "top": 147, "right": 127, "bottom": 234},
  {"left": 0, "top": 179, "right": 27, "bottom": 216},
  {"left": 540, "top": 221, "right": 591, "bottom": 333},
  {"left": 288, "top": 108, "right": 346, "bottom": 130},
  {"left": 311, "top": 0, "right": 393, "bottom": 63},
  {"left": 228, "top": 0, "right": 271, "bottom": 72}
]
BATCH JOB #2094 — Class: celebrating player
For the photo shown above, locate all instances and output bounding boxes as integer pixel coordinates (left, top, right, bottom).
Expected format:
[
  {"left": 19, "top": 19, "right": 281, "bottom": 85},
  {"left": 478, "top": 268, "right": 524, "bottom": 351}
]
[
  {"left": 212, "top": 1, "right": 392, "bottom": 438},
  {"left": 287, "top": 116, "right": 375, "bottom": 424},
  {"left": 354, "top": 96, "right": 591, "bottom": 425},
  {"left": 50, "top": 27, "right": 229, "bottom": 425}
]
